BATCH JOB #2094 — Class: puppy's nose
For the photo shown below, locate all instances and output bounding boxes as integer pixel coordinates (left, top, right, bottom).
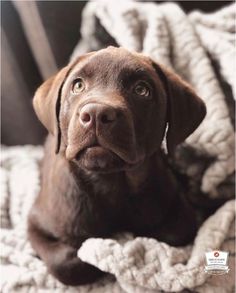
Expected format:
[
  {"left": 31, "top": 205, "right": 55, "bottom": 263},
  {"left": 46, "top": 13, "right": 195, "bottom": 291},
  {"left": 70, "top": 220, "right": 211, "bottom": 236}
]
[{"left": 79, "top": 103, "right": 117, "bottom": 128}]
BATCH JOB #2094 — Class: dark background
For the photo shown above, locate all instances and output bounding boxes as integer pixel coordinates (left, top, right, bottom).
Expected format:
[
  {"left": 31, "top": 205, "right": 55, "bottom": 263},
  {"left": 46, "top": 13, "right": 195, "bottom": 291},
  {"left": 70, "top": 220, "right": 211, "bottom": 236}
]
[{"left": 1, "top": 1, "right": 233, "bottom": 146}]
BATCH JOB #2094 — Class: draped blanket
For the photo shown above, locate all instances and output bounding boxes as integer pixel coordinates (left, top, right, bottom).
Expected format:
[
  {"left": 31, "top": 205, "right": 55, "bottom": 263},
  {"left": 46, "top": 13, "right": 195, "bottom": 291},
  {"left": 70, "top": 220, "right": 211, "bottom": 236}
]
[
  {"left": 1, "top": 2, "right": 235, "bottom": 292},
  {"left": 0, "top": 146, "right": 235, "bottom": 292}
]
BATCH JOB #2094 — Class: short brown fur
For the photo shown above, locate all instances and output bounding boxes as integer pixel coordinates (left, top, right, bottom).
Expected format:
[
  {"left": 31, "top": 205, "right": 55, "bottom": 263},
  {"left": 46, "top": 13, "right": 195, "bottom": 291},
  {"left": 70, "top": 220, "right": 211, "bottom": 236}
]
[{"left": 29, "top": 47, "right": 206, "bottom": 285}]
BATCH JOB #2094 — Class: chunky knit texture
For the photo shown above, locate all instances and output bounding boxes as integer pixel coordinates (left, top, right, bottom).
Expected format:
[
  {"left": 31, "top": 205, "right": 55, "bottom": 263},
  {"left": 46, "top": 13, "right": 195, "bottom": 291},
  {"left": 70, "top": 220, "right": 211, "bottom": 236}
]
[{"left": 0, "top": 145, "right": 235, "bottom": 292}]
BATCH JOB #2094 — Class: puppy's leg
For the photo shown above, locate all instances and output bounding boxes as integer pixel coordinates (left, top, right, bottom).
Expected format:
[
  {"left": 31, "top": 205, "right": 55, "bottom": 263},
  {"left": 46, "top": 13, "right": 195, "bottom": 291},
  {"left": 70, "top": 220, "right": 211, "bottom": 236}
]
[{"left": 28, "top": 223, "right": 105, "bottom": 286}]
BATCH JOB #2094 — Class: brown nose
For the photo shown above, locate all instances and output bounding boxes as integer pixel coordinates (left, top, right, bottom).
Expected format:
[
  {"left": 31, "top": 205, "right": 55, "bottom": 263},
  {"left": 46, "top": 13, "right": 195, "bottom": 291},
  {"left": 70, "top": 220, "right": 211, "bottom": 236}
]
[{"left": 79, "top": 103, "right": 117, "bottom": 128}]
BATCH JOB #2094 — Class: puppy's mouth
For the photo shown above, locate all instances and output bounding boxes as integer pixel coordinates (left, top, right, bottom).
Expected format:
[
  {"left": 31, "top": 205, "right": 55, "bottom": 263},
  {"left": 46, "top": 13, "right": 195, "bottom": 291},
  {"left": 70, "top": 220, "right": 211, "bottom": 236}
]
[{"left": 74, "top": 140, "right": 143, "bottom": 173}]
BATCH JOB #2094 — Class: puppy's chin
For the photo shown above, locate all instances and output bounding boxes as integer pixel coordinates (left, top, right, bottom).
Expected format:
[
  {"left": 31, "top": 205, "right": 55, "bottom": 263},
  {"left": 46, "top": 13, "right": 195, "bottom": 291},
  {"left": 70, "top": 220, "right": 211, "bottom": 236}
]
[{"left": 75, "top": 146, "right": 126, "bottom": 173}]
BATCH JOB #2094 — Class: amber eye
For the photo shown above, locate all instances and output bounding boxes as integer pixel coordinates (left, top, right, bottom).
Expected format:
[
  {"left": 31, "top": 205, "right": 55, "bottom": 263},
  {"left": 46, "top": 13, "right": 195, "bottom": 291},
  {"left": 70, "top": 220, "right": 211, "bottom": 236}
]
[
  {"left": 72, "top": 78, "right": 85, "bottom": 94},
  {"left": 134, "top": 81, "right": 150, "bottom": 97}
]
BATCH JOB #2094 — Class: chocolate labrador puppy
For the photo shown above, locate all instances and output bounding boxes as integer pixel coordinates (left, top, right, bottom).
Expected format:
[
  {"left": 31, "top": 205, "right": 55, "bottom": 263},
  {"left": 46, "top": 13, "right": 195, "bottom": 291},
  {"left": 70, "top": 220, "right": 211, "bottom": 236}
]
[{"left": 28, "top": 46, "right": 206, "bottom": 285}]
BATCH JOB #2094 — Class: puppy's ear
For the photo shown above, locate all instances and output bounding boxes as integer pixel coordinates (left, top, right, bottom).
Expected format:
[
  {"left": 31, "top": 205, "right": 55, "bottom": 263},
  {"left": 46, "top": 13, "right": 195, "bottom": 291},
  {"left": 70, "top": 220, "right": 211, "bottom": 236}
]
[
  {"left": 33, "top": 53, "right": 95, "bottom": 154},
  {"left": 33, "top": 66, "right": 69, "bottom": 153},
  {"left": 153, "top": 63, "right": 206, "bottom": 155}
]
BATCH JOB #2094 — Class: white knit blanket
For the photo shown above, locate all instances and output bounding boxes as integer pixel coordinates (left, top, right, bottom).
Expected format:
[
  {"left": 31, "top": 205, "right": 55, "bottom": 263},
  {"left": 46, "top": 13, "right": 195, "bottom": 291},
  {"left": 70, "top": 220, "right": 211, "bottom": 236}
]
[
  {"left": 0, "top": 145, "right": 235, "bottom": 292},
  {"left": 72, "top": 1, "right": 235, "bottom": 196},
  {"left": 1, "top": 2, "right": 235, "bottom": 293}
]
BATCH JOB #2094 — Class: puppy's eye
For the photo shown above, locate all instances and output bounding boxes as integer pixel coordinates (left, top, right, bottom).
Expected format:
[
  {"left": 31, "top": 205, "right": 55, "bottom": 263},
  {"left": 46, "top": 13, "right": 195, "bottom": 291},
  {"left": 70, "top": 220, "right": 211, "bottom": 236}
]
[
  {"left": 72, "top": 78, "right": 85, "bottom": 94},
  {"left": 134, "top": 81, "right": 150, "bottom": 97}
]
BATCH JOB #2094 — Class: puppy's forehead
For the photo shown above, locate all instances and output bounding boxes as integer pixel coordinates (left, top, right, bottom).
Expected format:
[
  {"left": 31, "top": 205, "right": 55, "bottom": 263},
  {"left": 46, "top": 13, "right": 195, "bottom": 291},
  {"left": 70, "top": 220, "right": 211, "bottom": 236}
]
[{"left": 71, "top": 47, "right": 153, "bottom": 78}]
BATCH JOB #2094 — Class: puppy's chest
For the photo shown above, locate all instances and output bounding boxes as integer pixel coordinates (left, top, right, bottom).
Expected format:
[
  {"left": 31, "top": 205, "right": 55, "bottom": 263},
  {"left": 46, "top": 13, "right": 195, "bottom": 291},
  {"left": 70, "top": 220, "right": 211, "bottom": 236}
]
[
  {"left": 64, "top": 190, "right": 124, "bottom": 244},
  {"left": 64, "top": 177, "right": 171, "bottom": 244},
  {"left": 123, "top": 185, "right": 171, "bottom": 233}
]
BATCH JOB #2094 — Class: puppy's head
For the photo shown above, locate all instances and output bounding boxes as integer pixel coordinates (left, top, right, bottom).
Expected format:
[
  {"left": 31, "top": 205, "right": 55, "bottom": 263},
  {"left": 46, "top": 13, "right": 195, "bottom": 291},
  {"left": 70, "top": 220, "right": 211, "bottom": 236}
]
[{"left": 33, "top": 47, "right": 206, "bottom": 172}]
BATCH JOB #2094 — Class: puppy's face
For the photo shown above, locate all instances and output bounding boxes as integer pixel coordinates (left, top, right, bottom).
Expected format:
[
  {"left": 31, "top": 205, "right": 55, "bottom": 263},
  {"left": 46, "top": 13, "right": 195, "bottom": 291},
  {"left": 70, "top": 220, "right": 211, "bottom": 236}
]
[
  {"left": 60, "top": 48, "right": 167, "bottom": 172},
  {"left": 33, "top": 47, "right": 206, "bottom": 173}
]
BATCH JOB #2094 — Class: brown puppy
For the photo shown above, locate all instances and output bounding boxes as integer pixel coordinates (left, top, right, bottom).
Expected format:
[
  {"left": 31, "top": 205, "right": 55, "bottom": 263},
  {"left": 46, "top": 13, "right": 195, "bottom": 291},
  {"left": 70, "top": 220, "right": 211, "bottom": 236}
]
[{"left": 28, "top": 47, "right": 206, "bottom": 286}]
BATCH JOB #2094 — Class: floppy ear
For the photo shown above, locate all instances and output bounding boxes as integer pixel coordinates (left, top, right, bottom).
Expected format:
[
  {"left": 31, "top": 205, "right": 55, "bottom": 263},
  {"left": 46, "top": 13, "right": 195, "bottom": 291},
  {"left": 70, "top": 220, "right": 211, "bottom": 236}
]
[
  {"left": 33, "top": 66, "right": 70, "bottom": 153},
  {"left": 153, "top": 63, "right": 206, "bottom": 155}
]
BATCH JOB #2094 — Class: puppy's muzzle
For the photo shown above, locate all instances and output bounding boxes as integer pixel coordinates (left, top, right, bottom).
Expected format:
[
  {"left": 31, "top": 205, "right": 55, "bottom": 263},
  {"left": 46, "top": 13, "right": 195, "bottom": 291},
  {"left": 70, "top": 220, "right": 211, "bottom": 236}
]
[
  {"left": 79, "top": 103, "right": 118, "bottom": 130},
  {"left": 66, "top": 100, "right": 142, "bottom": 167}
]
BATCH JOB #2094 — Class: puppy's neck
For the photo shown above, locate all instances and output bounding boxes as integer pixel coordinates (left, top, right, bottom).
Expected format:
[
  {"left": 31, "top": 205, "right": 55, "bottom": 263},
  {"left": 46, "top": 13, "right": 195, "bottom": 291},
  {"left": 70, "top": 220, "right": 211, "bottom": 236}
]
[{"left": 125, "top": 157, "right": 152, "bottom": 194}]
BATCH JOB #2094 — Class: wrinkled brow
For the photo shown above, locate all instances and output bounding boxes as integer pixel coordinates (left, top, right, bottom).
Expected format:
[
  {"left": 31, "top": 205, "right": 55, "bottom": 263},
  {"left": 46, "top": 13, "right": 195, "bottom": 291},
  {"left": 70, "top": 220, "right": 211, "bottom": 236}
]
[
  {"left": 74, "top": 63, "right": 153, "bottom": 81},
  {"left": 76, "top": 65, "right": 95, "bottom": 79},
  {"left": 118, "top": 67, "right": 155, "bottom": 87}
]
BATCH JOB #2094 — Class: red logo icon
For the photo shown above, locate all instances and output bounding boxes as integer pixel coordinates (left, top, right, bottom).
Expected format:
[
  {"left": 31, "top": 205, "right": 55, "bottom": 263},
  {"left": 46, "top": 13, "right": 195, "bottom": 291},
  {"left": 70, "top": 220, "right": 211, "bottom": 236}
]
[{"left": 214, "top": 251, "right": 219, "bottom": 257}]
